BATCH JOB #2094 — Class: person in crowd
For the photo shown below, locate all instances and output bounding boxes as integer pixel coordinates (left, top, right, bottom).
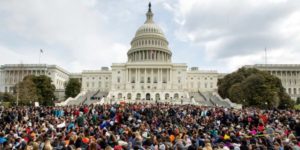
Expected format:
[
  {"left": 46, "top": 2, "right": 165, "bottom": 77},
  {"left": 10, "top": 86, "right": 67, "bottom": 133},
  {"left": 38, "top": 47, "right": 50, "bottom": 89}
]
[{"left": 0, "top": 103, "right": 300, "bottom": 150}]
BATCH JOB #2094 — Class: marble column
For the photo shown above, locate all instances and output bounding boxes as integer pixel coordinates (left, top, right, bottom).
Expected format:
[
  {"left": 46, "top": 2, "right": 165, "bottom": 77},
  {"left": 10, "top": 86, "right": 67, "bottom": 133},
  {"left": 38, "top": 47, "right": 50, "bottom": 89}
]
[{"left": 151, "top": 68, "right": 153, "bottom": 84}]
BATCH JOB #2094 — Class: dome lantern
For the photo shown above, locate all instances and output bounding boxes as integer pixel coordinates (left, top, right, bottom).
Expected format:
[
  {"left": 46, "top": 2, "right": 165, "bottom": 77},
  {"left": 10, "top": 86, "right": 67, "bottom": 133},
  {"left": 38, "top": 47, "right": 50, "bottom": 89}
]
[{"left": 145, "top": 2, "right": 154, "bottom": 23}]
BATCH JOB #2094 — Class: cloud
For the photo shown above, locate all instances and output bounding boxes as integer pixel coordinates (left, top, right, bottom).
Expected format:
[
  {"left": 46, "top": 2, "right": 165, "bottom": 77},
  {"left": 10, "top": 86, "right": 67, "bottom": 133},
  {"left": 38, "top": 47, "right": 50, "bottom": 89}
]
[
  {"left": 168, "top": 0, "right": 300, "bottom": 72},
  {"left": 0, "top": 0, "right": 131, "bottom": 72},
  {"left": 1, "top": 0, "right": 300, "bottom": 73}
]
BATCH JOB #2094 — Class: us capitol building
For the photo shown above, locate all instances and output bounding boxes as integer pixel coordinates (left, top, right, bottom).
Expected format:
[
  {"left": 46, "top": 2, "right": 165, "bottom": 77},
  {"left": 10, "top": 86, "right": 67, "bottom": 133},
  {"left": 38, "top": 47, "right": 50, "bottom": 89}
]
[{"left": 0, "top": 4, "right": 299, "bottom": 105}]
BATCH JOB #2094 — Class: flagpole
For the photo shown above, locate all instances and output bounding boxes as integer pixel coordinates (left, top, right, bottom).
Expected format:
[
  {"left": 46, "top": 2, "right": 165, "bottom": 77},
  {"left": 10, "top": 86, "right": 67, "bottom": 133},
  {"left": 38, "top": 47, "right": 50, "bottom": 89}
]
[
  {"left": 39, "top": 49, "right": 43, "bottom": 64},
  {"left": 265, "top": 48, "right": 267, "bottom": 65}
]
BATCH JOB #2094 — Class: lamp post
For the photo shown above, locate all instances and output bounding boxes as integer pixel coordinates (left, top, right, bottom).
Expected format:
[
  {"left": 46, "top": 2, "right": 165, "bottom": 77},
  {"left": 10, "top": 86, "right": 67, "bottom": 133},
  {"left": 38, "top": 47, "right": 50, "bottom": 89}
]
[
  {"left": 181, "top": 96, "right": 183, "bottom": 105},
  {"left": 111, "top": 96, "right": 115, "bottom": 105}
]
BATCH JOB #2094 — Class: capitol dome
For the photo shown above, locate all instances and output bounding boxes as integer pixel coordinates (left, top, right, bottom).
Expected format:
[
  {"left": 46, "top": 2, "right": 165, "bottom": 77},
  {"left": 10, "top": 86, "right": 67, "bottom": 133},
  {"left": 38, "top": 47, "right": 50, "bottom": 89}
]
[{"left": 127, "top": 3, "right": 172, "bottom": 63}]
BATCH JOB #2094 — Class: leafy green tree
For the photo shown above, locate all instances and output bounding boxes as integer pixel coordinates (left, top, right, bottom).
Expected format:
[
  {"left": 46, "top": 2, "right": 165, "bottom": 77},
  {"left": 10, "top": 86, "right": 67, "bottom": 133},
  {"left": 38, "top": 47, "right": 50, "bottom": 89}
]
[
  {"left": 218, "top": 67, "right": 294, "bottom": 109},
  {"left": 296, "top": 97, "right": 300, "bottom": 105},
  {"left": 15, "top": 75, "right": 56, "bottom": 106},
  {"left": 16, "top": 75, "right": 38, "bottom": 105},
  {"left": 228, "top": 83, "right": 244, "bottom": 104},
  {"left": 0, "top": 92, "right": 15, "bottom": 102},
  {"left": 65, "top": 78, "right": 81, "bottom": 99},
  {"left": 33, "top": 75, "right": 56, "bottom": 106}
]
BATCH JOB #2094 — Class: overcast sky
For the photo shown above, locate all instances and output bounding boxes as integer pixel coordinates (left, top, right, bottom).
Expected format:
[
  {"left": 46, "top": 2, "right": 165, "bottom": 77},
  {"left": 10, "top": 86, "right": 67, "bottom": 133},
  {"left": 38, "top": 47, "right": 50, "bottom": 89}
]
[{"left": 0, "top": 0, "right": 299, "bottom": 73}]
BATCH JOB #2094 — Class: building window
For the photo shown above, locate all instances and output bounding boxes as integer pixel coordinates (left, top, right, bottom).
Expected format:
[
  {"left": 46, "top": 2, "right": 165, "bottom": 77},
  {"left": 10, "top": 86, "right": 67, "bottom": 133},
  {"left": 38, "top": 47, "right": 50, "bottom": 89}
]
[
  {"left": 174, "top": 93, "right": 179, "bottom": 99},
  {"left": 117, "top": 77, "right": 120, "bottom": 83},
  {"left": 163, "top": 77, "right": 167, "bottom": 83},
  {"left": 165, "top": 93, "right": 169, "bottom": 100},
  {"left": 118, "top": 71, "right": 120, "bottom": 74},
  {"left": 294, "top": 88, "right": 297, "bottom": 95},
  {"left": 118, "top": 93, "right": 122, "bottom": 99},
  {"left": 136, "top": 93, "right": 141, "bottom": 100},
  {"left": 127, "top": 93, "right": 131, "bottom": 100},
  {"left": 147, "top": 77, "right": 151, "bottom": 83},
  {"left": 205, "top": 83, "right": 207, "bottom": 88},
  {"left": 92, "top": 82, "right": 94, "bottom": 87},
  {"left": 98, "top": 82, "right": 101, "bottom": 87},
  {"left": 86, "top": 82, "right": 89, "bottom": 87},
  {"left": 210, "top": 83, "right": 213, "bottom": 88}
]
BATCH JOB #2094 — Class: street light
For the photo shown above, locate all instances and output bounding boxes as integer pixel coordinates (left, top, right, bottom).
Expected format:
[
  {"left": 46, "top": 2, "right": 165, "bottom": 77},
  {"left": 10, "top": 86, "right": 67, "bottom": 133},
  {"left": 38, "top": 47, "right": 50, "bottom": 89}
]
[
  {"left": 110, "top": 95, "right": 115, "bottom": 105},
  {"left": 181, "top": 97, "right": 183, "bottom": 105}
]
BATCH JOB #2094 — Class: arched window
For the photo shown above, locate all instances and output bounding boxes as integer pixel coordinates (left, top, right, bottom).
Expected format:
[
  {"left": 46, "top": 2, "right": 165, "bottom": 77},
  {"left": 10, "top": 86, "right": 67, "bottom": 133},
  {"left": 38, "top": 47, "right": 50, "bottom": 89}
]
[
  {"left": 146, "top": 93, "right": 151, "bottom": 100},
  {"left": 155, "top": 93, "right": 160, "bottom": 100},
  {"left": 118, "top": 93, "right": 122, "bottom": 99},
  {"left": 136, "top": 93, "right": 141, "bottom": 100},
  {"left": 165, "top": 93, "right": 169, "bottom": 100},
  {"left": 174, "top": 93, "right": 179, "bottom": 99},
  {"left": 127, "top": 93, "right": 131, "bottom": 100}
]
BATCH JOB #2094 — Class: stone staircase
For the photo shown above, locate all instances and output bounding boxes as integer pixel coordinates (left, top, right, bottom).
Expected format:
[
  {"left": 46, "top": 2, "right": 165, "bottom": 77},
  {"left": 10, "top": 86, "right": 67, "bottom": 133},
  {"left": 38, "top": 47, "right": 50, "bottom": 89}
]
[
  {"left": 189, "top": 91, "right": 214, "bottom": 106},
  {"left": 198, "top": 91, "right": 241, "bottom": 108},
  {"left": 83, "top": 90, "right": 108, "bottom": 105}
]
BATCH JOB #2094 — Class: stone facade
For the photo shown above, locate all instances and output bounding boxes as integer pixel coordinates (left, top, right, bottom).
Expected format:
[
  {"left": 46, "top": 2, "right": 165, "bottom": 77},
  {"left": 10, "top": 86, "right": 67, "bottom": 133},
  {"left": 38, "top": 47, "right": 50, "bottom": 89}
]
[
  {"left": 0, "top": 64, "right": 69, "bottom": 100},
  {"left": 245, "top": 64, "right": 300, "bottom": 100}
]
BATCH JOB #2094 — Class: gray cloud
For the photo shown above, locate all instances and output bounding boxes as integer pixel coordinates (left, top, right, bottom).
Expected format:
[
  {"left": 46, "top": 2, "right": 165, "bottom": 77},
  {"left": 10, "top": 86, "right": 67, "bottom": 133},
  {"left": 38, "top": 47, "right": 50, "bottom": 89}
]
[
  {"left": 171, "top": 0, "right": 300, "bottom": 68},
  {"left": 1, "top": 0, "right": 300, "bottom": 73}
]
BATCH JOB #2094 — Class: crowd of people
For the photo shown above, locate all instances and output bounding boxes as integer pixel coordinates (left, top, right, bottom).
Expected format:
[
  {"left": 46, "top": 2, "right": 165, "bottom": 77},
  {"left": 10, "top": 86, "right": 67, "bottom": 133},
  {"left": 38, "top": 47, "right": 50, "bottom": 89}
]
[{"left": 1, "top": 103, "right": 300, "bottom": 150}]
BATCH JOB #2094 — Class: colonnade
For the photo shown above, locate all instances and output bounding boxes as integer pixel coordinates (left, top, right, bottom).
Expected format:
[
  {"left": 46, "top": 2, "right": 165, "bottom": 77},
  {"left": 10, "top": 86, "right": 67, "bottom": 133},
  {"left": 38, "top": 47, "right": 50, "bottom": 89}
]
[
  {"left": 128, "top": 50, "right": 171, "bottom": 62},
  {"left": 126, "top": 68, "right": 172, "bottom": 84},
  {"left": 268, "top": 70, "right": 300, "bottom": 95}
]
